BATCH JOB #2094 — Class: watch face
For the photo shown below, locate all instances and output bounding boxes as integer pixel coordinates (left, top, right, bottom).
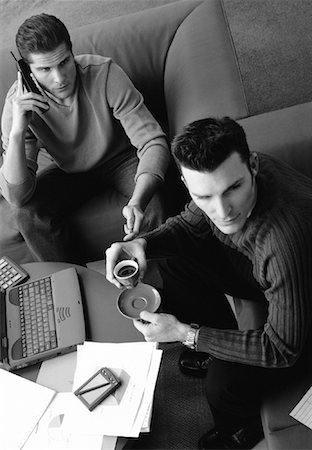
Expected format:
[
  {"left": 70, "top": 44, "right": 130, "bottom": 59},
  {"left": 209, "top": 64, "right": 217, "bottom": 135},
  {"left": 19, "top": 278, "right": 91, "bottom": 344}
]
[
  {"left": 184, "top": 330, "right": 196, "bottom": 348},
  {"left": 183, "top": 324, "right": 199, "bottom": 349}
]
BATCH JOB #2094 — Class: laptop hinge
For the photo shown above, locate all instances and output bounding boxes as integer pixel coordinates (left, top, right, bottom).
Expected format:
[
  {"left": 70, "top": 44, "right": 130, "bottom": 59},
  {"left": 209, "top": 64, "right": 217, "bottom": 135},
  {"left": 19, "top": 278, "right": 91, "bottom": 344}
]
[{"left": 0, "top": 290, "right": 8, "bottom": 365}]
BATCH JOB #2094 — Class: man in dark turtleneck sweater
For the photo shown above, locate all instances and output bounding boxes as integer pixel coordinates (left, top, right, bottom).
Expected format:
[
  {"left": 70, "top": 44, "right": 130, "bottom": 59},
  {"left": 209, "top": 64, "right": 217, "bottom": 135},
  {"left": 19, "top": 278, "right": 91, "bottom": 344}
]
[{"left": 106, "top": 117, "right": 312, "bottom": 449}]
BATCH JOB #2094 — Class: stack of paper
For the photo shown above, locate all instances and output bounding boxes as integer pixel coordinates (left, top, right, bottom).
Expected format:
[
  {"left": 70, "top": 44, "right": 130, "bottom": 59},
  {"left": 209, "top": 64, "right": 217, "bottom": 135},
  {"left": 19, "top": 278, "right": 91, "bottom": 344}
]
[
  {"left": 67, "top": 341, "right": 162, "bottom": 437},
  {"left": 24, "top": 342, "right": 162, "bottom": 449}
]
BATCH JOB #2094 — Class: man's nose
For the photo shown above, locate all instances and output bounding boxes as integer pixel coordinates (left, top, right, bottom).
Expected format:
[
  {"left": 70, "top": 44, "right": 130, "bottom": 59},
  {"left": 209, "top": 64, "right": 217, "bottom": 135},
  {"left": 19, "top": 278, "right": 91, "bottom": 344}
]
[
  {"left": 53, "top": 69, "right": 65, "bottom": 84},
  {"left": 214, "top": 198, "right": 231, "bottom": 218}
]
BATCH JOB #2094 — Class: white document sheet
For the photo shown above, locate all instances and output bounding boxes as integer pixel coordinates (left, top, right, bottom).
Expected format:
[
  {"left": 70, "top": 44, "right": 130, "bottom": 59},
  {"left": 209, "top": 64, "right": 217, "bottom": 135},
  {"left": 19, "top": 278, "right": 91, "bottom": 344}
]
[
  {"left": 36, "top": 352, "right": 77, "bottom": 392},
  {"left": 290, "top": 386, "right": 312, "bottom": 429},
  {"left": 23, "top": 392, "right": 116, "bottom": 450},
  {"left": 0, "top": 368, "right": 55, "bottom": 450}
]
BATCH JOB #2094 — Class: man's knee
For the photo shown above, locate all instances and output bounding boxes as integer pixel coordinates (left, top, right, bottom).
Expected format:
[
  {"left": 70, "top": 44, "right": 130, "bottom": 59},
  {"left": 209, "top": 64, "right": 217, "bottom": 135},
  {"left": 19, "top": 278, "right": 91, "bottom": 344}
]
[
  {"left": 11, "top": 201, "right": 31, "bottom": 221},
  {"left": 11, "top": 200, "right": 47, "bottom": 233}
]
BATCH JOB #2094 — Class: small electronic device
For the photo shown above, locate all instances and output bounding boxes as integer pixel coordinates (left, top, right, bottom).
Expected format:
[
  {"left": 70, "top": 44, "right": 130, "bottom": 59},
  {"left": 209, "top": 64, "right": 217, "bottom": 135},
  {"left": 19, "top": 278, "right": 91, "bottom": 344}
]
[
  {"left": 10, "top": 51, "right": 42, "bottom": 95},
  {"left": 0, "top": 256, "right": 29, "bottom": 290},
  {"left": 10, "top": 51, "right": 49, "bottom": 113},
  {"left": 74, "top": 367, "right": 121, "bottom": 411}
]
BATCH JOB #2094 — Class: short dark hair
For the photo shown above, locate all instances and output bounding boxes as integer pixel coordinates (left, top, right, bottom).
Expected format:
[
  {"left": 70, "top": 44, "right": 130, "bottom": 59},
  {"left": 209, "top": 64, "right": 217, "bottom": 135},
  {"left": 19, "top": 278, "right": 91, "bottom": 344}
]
[
  {"left": 16, "top": 13, "right": 72, "bottom": 63},
  {"left": 172, "top": 117, "right": 250, "bottom": 172}
]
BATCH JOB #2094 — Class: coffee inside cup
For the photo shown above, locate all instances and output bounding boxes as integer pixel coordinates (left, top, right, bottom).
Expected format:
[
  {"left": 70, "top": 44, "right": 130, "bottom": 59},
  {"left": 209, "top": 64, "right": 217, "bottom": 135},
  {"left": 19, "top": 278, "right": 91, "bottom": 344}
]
[
  {"left": 117, "top": 265, "right": 137, "bottom": 278},
  {"left": 113, "top": 259, "right": 139, "bottom": 288}
]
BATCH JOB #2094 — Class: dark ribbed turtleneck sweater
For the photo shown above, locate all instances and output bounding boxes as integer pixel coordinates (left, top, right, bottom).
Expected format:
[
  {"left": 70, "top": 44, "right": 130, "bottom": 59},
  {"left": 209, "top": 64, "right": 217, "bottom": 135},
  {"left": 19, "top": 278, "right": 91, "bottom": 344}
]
[{"left": 142, "top": 153, "right": 312, "bottom": 368}]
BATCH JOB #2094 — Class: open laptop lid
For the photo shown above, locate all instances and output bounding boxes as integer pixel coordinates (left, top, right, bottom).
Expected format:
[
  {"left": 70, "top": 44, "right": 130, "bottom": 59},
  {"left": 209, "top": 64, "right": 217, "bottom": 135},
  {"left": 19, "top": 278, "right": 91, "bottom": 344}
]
[{"left": 5, "top": 268, "right": 86, "bottom": 370}]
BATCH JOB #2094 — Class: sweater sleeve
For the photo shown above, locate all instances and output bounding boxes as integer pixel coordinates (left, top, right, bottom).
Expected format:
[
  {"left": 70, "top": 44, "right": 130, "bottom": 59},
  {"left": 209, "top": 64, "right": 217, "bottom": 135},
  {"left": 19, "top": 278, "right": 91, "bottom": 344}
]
[
  {"left": 0, "top": 82, "right": 38, "bottom": 205},
  {"left": 197, "top": 215, "right": 312, "bottom": 368},
  {"left": 141, "top": 201, "right": 213, "bottom": 258},
  {"left": 105, "top": 61, "right": 170, "bottom": 182}
]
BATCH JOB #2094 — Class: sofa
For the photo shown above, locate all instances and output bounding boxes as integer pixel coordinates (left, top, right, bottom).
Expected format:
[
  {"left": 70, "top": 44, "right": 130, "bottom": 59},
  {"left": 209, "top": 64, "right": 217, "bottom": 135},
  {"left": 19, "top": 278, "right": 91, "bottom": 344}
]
[{"left": 1, "top": 0, "right": 312, "bottom": 448}]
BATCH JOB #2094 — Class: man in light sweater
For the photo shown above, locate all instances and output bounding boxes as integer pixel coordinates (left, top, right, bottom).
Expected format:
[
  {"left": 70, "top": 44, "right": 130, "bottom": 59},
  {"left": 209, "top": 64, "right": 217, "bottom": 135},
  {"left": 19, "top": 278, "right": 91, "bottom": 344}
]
[
  {"left": 106, "top": 117, "right": 312, "bottom": 449},
  {"left": 0, "top": 14, "right": 170, "bottom": 262}
]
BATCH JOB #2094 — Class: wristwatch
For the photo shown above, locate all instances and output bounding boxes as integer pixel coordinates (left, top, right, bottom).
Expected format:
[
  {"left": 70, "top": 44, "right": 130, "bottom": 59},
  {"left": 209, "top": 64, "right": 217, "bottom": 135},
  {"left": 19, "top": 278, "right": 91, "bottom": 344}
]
[{"left": 182, "top": 323, "right": 200, "bottom": 350}]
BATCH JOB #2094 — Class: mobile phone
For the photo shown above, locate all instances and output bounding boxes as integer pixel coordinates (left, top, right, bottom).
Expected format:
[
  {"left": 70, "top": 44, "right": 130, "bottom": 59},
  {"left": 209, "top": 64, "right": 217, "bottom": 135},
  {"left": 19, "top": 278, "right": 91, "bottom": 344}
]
[
  {"left": 74, "top": 367, "right": 121, "bottom": 411},
  {"left": 11, "top": 51, "right": 42, "bottom": 95}
]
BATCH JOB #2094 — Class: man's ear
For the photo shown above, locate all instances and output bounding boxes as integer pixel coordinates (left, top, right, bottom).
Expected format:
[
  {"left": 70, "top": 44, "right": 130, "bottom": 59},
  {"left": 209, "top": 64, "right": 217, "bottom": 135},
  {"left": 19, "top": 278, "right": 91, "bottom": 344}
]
[{"left": 249, "top": 153, "right": 259, "bottom": 177}]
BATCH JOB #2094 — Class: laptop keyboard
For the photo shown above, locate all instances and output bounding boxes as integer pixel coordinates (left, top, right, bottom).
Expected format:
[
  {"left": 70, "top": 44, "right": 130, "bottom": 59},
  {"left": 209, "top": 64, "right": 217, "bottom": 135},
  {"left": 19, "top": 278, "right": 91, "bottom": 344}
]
[{"left": 18, "top": 277, "right": 58, "bottom": 358}]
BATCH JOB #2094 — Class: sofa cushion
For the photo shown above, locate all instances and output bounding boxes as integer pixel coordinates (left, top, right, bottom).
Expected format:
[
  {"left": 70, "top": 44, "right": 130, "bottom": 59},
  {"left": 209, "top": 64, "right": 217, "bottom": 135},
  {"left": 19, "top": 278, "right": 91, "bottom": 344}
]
[
  {"left": 261, "top": 376, "right": 312, "bottom": 449},
  {"left": 239, "top": 102, "right": 312, "bottom": 179},
  {"left": 264, "top": 426, "right": 312, "bottom": 450}
]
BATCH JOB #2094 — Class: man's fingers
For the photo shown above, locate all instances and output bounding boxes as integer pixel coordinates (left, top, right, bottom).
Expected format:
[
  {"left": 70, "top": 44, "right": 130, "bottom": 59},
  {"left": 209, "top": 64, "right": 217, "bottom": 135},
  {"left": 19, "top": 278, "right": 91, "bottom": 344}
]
[
  {"left": 105, "top": 243, "right": 123, "bottom": 284},
  {"left": 126, "top": 215, "right": 134, "bottom": 233},
  {"left": 123, "top": 205, "right": 143, "bottom": 238},
  {"left": 140, "top": 310, "right": 158, "bottom": 323},
  {"left": 16, "top": 71, "right": 24, "bottom": 95}
]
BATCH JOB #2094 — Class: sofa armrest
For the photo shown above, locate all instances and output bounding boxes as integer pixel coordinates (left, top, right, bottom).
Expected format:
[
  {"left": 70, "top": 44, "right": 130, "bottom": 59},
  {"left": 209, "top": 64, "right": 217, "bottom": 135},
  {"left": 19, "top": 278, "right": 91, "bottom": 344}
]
[
  {"left": 261, "top": 376, "right": 312, "bottom": 450},
  {"left": 164, "top": 0, "right": 247, "bottom": 138},
  {"left": 239, "top": 102, "right": 312, "bottom": 179}
]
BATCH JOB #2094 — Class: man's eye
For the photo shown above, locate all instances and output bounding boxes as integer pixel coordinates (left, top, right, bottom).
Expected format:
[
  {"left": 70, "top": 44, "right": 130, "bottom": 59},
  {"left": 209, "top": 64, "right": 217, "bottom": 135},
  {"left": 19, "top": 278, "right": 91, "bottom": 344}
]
[
  {"left": 230, "top": 183, "right": 241, "bottom": 191},
  {"left": 60, "top": 57, "right": 69, "bottom": 66},
  {"left": 196, "top": 196, "right": 211, "bottom": 201}
]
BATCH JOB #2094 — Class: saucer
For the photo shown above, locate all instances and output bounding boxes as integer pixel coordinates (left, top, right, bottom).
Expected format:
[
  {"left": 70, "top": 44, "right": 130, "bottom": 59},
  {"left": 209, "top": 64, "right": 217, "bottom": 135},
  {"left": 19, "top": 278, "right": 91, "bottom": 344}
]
[{"left": 117, "top": 283, "right": 161, "bottom": 319}]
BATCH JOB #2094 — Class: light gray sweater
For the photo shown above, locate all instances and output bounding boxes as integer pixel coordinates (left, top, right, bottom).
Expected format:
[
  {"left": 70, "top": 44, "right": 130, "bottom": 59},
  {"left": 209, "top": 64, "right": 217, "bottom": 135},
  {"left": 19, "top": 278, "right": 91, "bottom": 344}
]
[{"left": 0, "top": 54, "right": 169, "bottom": 204}]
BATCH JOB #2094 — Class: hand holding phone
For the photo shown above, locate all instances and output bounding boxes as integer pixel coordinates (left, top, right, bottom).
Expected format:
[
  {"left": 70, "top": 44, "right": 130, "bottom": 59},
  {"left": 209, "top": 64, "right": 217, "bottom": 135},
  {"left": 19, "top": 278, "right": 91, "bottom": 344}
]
[{"left": 11, "top": 51, "right": 49, "bottom": 112}]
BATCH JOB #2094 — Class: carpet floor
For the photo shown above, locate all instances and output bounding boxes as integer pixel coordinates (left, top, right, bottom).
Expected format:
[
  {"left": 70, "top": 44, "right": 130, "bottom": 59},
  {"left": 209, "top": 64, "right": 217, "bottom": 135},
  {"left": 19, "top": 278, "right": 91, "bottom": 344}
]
[
  {"left": 0, "top": 0, "right": 178, "bottom": 49},
  {"left": 126, "top": 343, "right": 212, "bottom": 450}
]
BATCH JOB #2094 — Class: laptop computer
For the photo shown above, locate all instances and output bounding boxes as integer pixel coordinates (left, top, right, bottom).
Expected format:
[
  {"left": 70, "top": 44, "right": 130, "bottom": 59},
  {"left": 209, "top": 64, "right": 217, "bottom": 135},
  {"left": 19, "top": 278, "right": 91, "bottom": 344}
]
[{"left": 0, "top": 267, "right": 86, "bottom": 370}]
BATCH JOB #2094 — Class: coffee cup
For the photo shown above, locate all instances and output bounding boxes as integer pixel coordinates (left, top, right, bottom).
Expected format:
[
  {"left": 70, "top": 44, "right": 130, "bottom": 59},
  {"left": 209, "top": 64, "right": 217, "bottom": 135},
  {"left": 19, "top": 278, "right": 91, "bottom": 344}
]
[{"left": 113, "top": 259, "right": 140, "bottom": 288}]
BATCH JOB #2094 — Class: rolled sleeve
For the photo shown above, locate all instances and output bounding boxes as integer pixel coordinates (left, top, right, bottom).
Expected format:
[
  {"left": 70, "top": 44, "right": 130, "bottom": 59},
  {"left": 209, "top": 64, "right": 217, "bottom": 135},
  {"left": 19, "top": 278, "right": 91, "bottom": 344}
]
[{"left": 106, "top": 61, "right": 170, "bottom": 182}]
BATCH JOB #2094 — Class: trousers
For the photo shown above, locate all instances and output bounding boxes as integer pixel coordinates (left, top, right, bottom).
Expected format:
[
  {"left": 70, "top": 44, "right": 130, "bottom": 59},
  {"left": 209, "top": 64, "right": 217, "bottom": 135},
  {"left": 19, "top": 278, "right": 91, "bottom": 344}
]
[
  {"left": 157, "top": 254, "right": 309, "bottom": 433},
  {"left": 11, "top": 151, "right": 165, "bottom": 264}
]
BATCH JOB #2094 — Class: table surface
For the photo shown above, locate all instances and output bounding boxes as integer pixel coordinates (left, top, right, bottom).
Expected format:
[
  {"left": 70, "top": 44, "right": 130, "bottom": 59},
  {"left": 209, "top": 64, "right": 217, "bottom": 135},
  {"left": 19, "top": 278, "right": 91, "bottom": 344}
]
[
  {"left": 17, "top": 261, "right": 143, "bottom": 380},
  {"left": 15, "top": 262, "right": 214, "bottom": 450}
]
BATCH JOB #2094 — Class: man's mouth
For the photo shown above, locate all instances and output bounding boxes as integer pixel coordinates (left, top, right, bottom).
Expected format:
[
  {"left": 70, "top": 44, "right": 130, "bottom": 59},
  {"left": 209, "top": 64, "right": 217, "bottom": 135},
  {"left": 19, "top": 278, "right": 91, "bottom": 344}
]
[
  {"left": 55, "top": 84, "right": 68, "bottom": 91},
  {"left": 216, "top": 214, "right": 240, "bottom": 226}
]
